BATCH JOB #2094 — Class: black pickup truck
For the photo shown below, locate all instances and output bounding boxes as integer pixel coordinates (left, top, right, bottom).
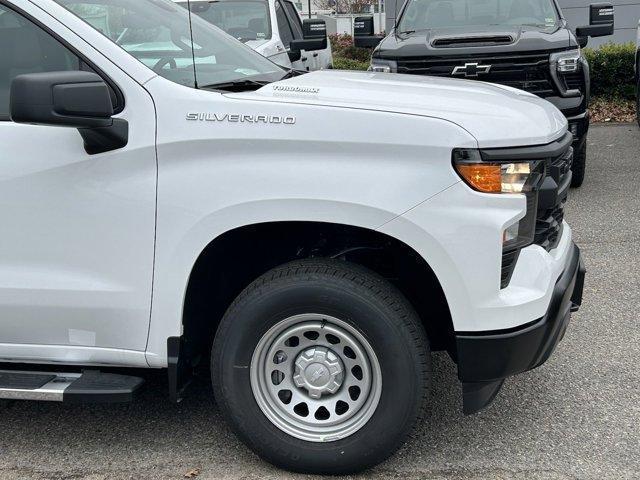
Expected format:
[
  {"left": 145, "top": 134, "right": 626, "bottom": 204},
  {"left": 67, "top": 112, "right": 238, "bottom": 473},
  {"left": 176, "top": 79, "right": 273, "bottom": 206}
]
[{"left": 355, "top": 0, "right": 615, "bottom": 187}]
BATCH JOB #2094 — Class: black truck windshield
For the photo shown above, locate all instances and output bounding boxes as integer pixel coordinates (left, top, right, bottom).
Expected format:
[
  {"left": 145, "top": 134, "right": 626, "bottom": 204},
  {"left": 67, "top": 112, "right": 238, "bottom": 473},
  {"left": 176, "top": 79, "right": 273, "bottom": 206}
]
[
  {"left": 55, "top": 0, "right": 284, "bottom": 89},
  {"left": 177, "top": 0, "right": 272, "bottom": 42},
  {"left": 398, "top": 0, "right": 560, "bottom": 32}
]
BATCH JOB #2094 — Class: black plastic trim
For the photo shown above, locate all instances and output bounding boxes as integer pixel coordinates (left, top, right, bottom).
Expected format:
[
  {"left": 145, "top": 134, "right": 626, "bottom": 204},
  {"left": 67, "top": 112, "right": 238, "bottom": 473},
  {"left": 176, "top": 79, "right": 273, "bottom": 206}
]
[
  {"left": 79, "top": 118, "right": 129, "bottom": 154},
  {"left": 63, "top": 370, "right": 144, "bottom": 403},
  {"left": 0, "top": 372, "right": 56, "bottom": 390},
  {"left": 462, "top": 380, "right": 504, "bottom": 415},
  {"left": 479, "top": 132, "right": 573, "bottom": 162},
  {"left": 457, "top": 242, "right": 584, "bottom": 413},
  {"left": 168, "top": 336, "right": 193, "bottom": 403}
]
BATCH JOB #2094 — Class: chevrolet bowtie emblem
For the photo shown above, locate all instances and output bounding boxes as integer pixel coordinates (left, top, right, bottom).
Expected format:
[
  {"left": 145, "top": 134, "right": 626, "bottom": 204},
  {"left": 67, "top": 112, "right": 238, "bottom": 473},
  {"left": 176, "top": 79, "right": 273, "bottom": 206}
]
[{"left": 452, "top": 62, "right": 492, "bottom": 77}]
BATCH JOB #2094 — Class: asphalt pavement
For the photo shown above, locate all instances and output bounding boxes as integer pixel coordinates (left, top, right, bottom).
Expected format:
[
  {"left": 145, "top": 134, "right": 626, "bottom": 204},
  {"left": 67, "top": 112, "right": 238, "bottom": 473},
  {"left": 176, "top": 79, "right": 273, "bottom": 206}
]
[{"left": 0, "top": 124, "right": 638, "bottom": 480}]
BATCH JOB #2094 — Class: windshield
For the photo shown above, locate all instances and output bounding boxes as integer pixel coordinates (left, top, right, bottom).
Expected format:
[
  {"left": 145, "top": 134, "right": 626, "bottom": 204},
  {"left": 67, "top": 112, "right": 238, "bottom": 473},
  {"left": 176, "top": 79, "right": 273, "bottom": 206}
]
[
  {"left": 177, "top": 0, "right": 272, "bottom": 42},
  {"left": 55, "top": 0, "right": 285, "bottom": 89},
  {"left": 398, "top": 0, "right": 560, "bottom": 32}
]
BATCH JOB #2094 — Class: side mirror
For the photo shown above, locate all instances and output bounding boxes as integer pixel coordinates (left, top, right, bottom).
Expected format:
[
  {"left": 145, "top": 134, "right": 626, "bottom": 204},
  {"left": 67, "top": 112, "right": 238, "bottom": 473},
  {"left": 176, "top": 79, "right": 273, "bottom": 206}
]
[
  {"left": 10, "top": 71, "right": 128, "bottom": 154},
  {"left": 290, "top": 19, "right": 328, "bottom": 53},
  {"left": 288, "top": 50, "right": 302, "bottom": 62},
  {"left": 354, "top": 16, "right": 384, "bottom": 49},
  {"left": 576, "top": 3, "right": 614, "bottom": 44}
]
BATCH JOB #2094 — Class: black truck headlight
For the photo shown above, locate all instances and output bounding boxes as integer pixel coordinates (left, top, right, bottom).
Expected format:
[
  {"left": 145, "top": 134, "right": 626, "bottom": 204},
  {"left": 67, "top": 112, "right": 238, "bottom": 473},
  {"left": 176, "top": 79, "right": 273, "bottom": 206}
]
[
  {"left": 452, "top": 149, "right": 542, "bottom": 194},
  {"left": 551, "top": 48, "right": 581, "bottom": 73},
  {"left": 369, "top": 58, "right": 397, "bottom": 73},
  {"left": 453, "top": 149, "right": 546, "bottom": 287},
  {"left": 550, "top": 49, "right": 584, "bottom": 97}
]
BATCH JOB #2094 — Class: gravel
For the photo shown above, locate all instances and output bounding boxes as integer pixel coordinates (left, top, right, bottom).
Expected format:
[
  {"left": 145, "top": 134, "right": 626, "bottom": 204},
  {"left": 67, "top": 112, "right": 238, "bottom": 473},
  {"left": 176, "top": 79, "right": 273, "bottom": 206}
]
[{"left": 1, "top": 124, "right": 638, "bottom": 480}]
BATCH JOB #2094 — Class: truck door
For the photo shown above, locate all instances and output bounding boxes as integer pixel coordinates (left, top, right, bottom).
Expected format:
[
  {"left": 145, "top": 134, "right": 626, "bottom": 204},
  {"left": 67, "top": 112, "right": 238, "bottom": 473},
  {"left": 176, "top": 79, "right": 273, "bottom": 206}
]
[
  {"left": 275, "top": 0, "right": 309, "bottom": 70},
  {"left": 0, "top": 2, "right": 156, "bottom": 361}
]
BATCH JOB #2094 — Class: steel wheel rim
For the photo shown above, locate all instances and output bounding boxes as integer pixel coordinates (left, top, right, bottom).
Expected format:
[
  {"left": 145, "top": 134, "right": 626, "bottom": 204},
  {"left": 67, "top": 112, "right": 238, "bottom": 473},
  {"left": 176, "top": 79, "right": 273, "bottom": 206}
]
[{"left": 250, "top": 313, "right": 382, "bottom": 442}]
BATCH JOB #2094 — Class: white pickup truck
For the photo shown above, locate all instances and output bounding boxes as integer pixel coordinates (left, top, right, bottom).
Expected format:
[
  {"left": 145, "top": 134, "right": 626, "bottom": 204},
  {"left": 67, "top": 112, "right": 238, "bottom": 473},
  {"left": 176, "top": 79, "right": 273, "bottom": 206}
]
[
  {"left": 176, "top": 0, "right": 333, "bottom": 71},
  {"left": 0, "top": 0, "right": 584, "bottom": 474}
]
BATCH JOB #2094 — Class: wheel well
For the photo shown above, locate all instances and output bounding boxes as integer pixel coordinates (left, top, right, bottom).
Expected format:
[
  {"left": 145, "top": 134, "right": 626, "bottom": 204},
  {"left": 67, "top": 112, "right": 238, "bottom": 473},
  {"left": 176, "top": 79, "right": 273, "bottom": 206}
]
[{"left": 181, "top": 222, "right": 454, "bottom": 367}]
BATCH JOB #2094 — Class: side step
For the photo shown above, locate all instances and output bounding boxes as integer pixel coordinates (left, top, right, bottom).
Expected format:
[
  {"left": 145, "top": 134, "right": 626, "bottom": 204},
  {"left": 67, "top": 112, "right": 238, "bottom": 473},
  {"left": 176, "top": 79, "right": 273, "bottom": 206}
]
[{"left": 0, "top": 369, "right": 144, "bottom": 403}]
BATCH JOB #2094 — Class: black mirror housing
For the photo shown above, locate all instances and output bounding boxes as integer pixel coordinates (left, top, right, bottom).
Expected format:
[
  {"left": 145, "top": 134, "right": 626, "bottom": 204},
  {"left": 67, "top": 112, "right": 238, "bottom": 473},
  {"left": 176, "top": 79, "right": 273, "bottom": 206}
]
[
  {"left": 290, "top": 19, "right": 328, "bottom": 53},
  {"left": 302, "top": 18, "right": 327, "bottom": 40},
  {"left": 353, "top": 16, "right": 384, "bottom": 49},
  {"left": 290, "top": 38, "right": 327, "bottom": 52},
  {"left": 10, "top": 71, "right": 128, "bottom": 155},
  {"left": 10, "top": 71, "right": 114, "bottom": 128},
  {"left": 576, "top": 3, "right": 614, "bottom": 39},
  {"left": 288, "top": 49, "right": 302, "bottom": 62}
]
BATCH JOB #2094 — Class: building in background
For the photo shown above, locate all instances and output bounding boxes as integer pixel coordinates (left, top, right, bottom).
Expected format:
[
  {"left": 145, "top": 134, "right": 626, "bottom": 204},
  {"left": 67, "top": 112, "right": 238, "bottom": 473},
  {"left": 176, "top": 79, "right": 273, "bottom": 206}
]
[
  {"left": 384, "top": 0, "right": 639, "bottom": 46},
  {"left": 296, "top": 0, "right": 385, "bottom": 34},
  {"left": 560, "top": 0, "right": 638, "bottom": 45}
]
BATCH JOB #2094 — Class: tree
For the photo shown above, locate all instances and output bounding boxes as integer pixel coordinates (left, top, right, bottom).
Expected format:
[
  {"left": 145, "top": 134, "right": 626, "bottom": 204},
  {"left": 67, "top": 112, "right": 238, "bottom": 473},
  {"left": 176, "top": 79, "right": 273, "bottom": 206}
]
[{"left": 313, "top": 0, "right": 376, "bottom": 15}]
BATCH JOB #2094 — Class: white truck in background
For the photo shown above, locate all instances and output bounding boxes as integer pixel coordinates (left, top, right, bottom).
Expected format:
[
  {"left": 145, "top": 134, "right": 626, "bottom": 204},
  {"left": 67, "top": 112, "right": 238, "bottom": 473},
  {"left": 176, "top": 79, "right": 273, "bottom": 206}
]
[{"left": 176, "top": 0, "right": 333, "bottom": 71}]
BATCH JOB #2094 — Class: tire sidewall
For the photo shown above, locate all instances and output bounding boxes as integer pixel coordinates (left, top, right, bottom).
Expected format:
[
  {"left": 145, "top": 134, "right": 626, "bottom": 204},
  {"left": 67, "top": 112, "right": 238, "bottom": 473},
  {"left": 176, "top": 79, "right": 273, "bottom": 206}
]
[
  {"left": 212, "top": 275, "right": 428, "bottom": 474},
  {"left": 636, "top": 74, "right": 640, "bottom": 128},
  {"left": 571, "top": 138, "right": 587, "bottom": 188}
]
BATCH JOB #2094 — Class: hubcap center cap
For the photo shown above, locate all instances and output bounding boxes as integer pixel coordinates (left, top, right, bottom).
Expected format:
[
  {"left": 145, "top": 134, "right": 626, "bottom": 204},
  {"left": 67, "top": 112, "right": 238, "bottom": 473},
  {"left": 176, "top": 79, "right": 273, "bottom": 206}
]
[
  {"left": 293, "top": 346, "right": 344, "bottom": 399},
  {"left": 305, "top": 363, "right": 331, "bottom": 387}
]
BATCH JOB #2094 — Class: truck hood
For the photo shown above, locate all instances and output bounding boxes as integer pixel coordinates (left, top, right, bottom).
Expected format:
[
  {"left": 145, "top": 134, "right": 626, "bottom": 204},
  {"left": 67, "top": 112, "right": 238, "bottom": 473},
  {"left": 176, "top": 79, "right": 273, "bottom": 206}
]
[
  {"left": 230, "top": 70, "right": 567, "bottom": 147},
  {"left": 377, "top": 24, "right": 574, "bottom": 57}
]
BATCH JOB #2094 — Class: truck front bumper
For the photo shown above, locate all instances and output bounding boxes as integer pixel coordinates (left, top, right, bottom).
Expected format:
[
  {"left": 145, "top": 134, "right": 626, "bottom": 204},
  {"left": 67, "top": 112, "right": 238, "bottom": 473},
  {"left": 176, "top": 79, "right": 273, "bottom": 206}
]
[
  {"left": 456, "top": 242, "right": 585, "bottom": 414},
  {"left": 544, "top": 95, "right": 589, "bottom": 146},
  {"left": 567, "top": 111, "right": 589, "bottom": 147}
]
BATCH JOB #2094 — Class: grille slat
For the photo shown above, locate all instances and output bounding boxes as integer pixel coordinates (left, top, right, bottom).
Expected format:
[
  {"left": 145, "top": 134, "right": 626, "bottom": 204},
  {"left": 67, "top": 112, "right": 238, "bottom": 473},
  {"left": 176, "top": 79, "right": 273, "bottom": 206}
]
[
  {"left": 563, "top": 72, "right": 583, "bottom": 91},
  {"left": 534, "top": 148, "right": 573, "bottom": 252},
  {"left": 396, "top": 52, "right": 557, "bottom": 97},
  {"left": 500, "top": 250, "right": 519, "bottom": 288}
]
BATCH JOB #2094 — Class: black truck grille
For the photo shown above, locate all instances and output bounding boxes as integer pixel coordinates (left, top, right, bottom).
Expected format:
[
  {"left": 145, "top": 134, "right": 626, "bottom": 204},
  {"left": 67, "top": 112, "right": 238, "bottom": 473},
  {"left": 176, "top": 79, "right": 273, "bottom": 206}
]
[
  {"left": 535, "top": 201, "right": 566, "bottom": 251},
  {"left": 396, "top": 52, "right": 556, "bottom": 97},
  {"left": 500, "top": 249, "right": 519, "bottom": 288},
  {"left": 499, "top": 138, "right": 573, "bottom": 288},
  {"left": 562, "top": 72, "right": 583, "bottom": 91},
  {"left": 534, "top": 147, "right": 573, "bottom": 251}
]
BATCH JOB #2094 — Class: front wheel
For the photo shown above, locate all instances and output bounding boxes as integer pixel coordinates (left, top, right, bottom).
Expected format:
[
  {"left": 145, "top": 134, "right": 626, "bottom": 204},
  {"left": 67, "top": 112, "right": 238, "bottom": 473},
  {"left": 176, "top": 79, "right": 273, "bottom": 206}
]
[
  {"left": 211, "top": 259, "right": 431, "bottom": 474},
  {"left": 636, "top": 74, "right": 640, "bottom": 128}
]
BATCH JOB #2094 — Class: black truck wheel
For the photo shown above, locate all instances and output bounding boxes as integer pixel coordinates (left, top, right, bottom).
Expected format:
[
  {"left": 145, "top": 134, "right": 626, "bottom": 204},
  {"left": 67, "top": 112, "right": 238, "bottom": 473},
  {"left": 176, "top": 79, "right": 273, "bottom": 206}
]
[
  {"left": 211, "top": 259, "right": 431, "bottom": 474},
  {"left": 636, "top": 73, "right": 640, "bottom": 128},
  {"left": 571, "top": 139, "right": 587, "bottom": 188}
]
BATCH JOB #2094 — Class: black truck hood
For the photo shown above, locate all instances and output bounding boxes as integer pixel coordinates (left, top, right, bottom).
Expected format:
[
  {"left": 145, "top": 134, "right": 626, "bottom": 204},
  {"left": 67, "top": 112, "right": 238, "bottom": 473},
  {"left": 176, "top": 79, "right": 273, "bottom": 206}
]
[{"left": 376, "top": 24, "right": 575, "bottom": 58}]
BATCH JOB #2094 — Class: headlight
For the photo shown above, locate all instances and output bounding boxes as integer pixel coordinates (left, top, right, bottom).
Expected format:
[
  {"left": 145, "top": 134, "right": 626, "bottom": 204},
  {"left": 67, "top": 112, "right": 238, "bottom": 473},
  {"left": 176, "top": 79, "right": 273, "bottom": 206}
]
[
  {"left": 551, "top": 48, "right": 581, "bottom": 73},
  {"left": 453, "top": 148, "right": 546, "bottom": 288},
  {"left": 369, "top": 58, "right": 397, "bottom": 73},
  {"left": 452, "top": 149, "right": 542, "bottom": 194}
]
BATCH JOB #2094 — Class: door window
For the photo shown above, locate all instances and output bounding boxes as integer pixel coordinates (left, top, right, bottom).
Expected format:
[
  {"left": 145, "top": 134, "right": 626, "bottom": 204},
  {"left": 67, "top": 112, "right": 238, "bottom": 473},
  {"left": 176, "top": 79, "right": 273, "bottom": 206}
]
[
  {"left": 275, "top": 0, "right": 295, "bottom": 48},
  {"left": 282, "top": 1, "right": 303, "bottom": 40},
  {"left": 0, "top": 5, "right": 82, "bottom": 119},
  {"left": 179, "top": 0, "right": 272, "bottom": 42}
]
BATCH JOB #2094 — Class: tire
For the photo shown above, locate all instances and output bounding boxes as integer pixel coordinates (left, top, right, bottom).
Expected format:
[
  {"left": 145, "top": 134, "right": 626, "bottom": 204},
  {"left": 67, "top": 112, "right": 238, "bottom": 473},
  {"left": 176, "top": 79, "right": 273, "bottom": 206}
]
[
  {"left": 636, "top": 74, "right": 640, "bottom": 128},
  {"left": 211, "top": 259, "right": 431, "bottom": 474},
  {"left": 571, "top": 139, "right": 587, "bottom": 188}
]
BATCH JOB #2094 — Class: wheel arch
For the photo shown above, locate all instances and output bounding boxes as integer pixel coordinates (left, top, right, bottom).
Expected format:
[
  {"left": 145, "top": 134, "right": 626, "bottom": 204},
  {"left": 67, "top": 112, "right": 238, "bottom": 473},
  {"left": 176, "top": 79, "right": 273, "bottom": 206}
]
[{"left": 177, "top": 220, "right": 455, "bottom": 373}]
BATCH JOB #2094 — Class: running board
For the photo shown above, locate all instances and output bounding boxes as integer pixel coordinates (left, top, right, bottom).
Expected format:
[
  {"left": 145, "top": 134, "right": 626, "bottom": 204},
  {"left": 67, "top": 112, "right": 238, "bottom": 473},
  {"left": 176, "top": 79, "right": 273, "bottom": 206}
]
[{"left": 0, "top": 369, "right": 144, "bottom": 403}]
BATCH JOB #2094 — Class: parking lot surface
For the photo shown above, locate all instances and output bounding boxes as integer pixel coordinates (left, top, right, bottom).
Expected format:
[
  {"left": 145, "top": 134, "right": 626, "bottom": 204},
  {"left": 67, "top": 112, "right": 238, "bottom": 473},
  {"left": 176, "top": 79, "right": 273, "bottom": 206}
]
[{"left": 1, "top": 124, "right": 638, "bottom": 480}]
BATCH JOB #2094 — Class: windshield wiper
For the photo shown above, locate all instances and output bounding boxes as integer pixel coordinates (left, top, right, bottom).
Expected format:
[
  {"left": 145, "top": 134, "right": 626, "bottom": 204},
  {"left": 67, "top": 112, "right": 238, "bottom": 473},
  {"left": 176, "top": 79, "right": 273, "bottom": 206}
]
[
  {"left": 280, "top": 68, "right": 304, "bottom": 80},
  {"left": 200, "top": 79, "right": 271, "bottom": 92}
]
